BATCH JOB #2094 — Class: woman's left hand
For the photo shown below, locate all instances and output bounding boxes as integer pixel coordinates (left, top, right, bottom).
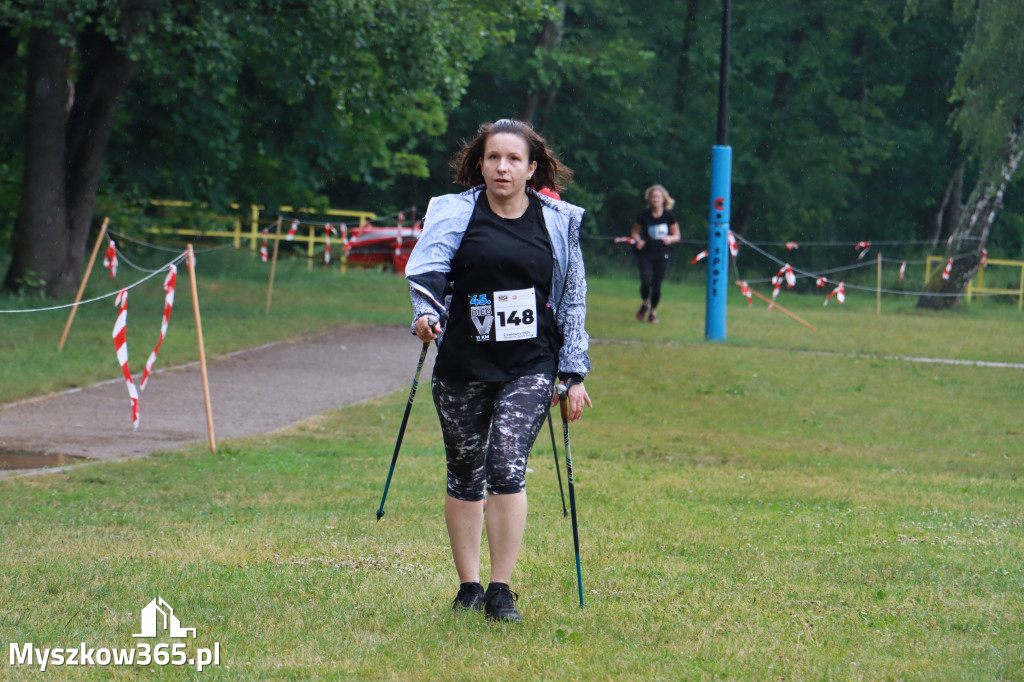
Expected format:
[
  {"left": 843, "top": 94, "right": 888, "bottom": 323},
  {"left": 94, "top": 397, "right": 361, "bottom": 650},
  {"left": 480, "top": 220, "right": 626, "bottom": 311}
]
[{"left": 551, "top": 381, "right": 593, "bottom": 422}]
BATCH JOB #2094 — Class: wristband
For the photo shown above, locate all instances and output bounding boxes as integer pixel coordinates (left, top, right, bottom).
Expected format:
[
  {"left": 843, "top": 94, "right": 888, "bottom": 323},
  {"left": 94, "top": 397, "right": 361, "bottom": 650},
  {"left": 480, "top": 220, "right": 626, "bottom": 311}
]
[{"left": 559, "top": 373, "right": 584, "bottom": 390}]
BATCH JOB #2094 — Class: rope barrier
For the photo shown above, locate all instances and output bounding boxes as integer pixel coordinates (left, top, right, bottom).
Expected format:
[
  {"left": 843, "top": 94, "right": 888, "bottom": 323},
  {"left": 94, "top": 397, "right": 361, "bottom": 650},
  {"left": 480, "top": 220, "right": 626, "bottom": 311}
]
[
  {"left": 0, "top": 252, "right": 186, "bottom": 314},
  {"left": 586, "top": 233, "right": 986, "bottom": 247},
  {"left": 589, "top": 230, "right": 1009, "bottom": 302},
  {"left": 731, "top": 232, "right": 997, "bottom": 299},
  {"left": 111, "top": 243, "right": 166, "bottom": 274},
  {"left": 738, "top": 236, "right": 984, "bottom": 247},
  {"left": 108, "top": 228, "right": 233, "bottom": 254}
]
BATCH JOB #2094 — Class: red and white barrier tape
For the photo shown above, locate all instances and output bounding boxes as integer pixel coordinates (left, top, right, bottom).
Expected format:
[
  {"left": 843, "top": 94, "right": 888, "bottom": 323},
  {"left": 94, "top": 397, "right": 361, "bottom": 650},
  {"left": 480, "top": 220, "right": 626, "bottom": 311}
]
[
  {"left": 140, "top": 265, "right": 177, "bottom": 390},
  {"left": 738, "top": 280, "right": 753, "bottom": 305},
  {"left": 824, "top": 281, "right": 845, "bottom": 306},
  {"left": 103, "top": 240, "right": 118, "bottom": 277},
  {"left": 772, "top": 263, "right": 795, "bottom": 289},
  {"left": 855, "top": 241, "right": 871, "bottom": 260},
  {"left": 112, "top": 289, "right": 140, "bottom": 429},
  {"left": 324, "top": 223, "right": 338, "bottom": 264}
]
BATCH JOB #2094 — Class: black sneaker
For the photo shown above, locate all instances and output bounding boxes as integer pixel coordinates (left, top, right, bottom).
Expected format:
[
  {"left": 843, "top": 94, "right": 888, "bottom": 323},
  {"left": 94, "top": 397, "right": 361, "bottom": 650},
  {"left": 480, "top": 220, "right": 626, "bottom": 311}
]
[
  {"left": 452, "top": 582, "right": 485, "bottom": 611},
  {"left": 483, "top": 583, "right": 521, "bottom": 622}
]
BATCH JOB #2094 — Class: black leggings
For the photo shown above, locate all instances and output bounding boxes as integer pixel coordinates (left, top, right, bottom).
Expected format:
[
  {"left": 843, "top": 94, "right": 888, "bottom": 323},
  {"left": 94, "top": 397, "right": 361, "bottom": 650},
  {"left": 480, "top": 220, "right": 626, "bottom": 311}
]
[
  {"left": 432, "top": 373, "right": 554, "bottom": 501},
  {"left": 637, "top": 252, "right": 670, "bottom": 308}
]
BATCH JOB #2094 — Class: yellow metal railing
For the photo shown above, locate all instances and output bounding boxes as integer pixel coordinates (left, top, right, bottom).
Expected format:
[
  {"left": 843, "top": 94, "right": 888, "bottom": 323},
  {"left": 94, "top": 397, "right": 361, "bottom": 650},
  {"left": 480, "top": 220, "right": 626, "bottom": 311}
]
[
  {"left": 925, "top": 254, "right": 1024, "bottom": 310},
  {"left": 142, "top": 200, "right": 377, "bottom": 259}
]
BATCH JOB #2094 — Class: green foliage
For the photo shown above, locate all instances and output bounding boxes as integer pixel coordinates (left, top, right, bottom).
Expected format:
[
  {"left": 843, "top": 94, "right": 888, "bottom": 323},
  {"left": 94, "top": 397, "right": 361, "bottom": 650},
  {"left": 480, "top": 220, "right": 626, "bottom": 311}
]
[
  {"left": 100, "top": 0, "right": 549, "bottom": 208},
  {"left": 0, "top": 0, "right": 549, "bottom": 218},
  {"left": 949, "top": 0, "right": 1024, "bottom": 175},
  {"left": 2, "top": 0, "right": 1024, "bottom": 268},
  {"left": 405, "top": 0, "right": 1002, "bottom": 274}
]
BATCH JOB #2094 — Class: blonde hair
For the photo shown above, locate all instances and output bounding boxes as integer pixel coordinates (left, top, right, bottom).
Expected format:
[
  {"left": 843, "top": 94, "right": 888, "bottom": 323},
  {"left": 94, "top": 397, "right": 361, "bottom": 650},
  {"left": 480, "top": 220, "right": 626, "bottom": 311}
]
[{"left": 644, "top": 184, "right": 675, "bottom": 210}]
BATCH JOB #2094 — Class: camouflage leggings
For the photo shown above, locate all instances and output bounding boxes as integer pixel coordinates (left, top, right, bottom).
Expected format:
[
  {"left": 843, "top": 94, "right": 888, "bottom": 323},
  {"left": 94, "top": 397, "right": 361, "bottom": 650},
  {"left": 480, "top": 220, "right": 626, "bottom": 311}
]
[{"left": 432, "top": 373, "right": 555, "bottom": 501}]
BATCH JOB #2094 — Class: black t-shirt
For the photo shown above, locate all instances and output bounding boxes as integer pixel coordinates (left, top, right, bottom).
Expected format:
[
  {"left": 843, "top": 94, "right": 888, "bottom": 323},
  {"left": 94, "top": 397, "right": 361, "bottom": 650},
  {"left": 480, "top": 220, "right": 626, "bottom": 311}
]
[
  {"left": 434, "top": 194, "right": 559, "bottom": 382},
  {"left": 635, "top": 209, "right": 677, "bottom": 258}
]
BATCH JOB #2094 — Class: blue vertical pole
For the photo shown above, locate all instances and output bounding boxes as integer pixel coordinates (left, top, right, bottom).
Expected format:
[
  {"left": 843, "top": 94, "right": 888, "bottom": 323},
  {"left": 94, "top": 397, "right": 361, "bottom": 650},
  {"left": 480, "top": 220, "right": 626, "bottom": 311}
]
[
  {"left": 705, "top": 147, "right": 731, "bottom": 341},
  {"left": 705, "top": 0, "right": 731, "bottom": 342}
]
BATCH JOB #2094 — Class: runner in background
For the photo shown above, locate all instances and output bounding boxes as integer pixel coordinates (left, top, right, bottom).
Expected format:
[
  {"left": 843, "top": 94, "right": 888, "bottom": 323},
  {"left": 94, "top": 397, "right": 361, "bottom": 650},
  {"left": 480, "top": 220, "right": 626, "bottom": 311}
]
[{"left": 629, "top": 184, "right": 681, "bottom": 324}]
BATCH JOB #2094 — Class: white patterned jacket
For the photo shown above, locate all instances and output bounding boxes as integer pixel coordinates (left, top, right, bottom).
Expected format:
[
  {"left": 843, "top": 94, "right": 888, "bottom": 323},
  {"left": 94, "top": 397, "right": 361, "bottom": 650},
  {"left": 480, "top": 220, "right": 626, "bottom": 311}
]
[{"left": 405, "top": 186, "right": 590, "bottom": 381}]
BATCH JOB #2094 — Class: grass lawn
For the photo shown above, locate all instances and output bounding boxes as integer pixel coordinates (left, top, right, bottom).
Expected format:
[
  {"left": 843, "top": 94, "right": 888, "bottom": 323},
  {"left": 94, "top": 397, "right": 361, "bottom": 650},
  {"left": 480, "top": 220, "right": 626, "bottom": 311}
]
[{"left": 1, "top": 256, "right": 1022, "bottom": 679}]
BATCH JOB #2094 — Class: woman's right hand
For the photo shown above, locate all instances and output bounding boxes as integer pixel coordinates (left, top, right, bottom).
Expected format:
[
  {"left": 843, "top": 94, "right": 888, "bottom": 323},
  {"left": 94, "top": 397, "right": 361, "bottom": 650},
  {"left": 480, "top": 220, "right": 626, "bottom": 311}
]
[
  {"left": 414, "top": 314, "right": 441, "bottom": 342},
  {"left": 635, "top": 238, "right": 646, "bottom": 251}
]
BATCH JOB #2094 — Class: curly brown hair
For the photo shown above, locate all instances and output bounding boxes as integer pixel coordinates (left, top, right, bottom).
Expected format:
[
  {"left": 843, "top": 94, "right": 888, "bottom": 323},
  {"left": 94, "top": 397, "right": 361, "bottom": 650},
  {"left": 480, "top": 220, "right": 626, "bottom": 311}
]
[{"left": 450, "top": 119, "right": 573, "bottom": 194}]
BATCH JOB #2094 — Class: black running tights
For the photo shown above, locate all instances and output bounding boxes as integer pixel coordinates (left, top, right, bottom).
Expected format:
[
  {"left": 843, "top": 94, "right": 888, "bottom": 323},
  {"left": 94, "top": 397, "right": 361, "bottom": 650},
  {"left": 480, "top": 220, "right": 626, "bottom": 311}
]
[
  {"left": 637, "top": 253, "right": 669, "bottom": 308},
  {"left": 432, "top": 373, "right": 554, "bottom": 501}
]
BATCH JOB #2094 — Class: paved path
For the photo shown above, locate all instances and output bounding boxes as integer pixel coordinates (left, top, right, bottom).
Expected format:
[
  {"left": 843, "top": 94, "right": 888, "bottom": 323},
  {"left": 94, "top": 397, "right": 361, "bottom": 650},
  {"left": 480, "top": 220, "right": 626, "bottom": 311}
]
[{"left": 0, "top": 325, "right": 434, "bottom": 476}]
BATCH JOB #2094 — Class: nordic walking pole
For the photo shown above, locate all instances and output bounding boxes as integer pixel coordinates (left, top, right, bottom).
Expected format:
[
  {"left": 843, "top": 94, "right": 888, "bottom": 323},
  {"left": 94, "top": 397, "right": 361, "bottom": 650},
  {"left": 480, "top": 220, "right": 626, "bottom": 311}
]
[
  {"left": 547, "top": 410, "right": 568, "bottom": 517},
  {"left": 59, "top": 217, "right": 109, "bottom": 351},
  {"left": 376, "top": 315, "right": 438, "bottom": 521},
  {"left": 557, "top": 383, "right": 585, "bottom": 608}
]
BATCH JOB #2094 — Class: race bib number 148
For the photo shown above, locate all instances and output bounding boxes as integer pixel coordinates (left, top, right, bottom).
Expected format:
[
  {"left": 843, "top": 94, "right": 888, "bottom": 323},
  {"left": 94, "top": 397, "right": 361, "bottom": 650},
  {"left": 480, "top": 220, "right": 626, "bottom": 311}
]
[{"left": 493, "top": 287, "right": 537, "bottom": 341}]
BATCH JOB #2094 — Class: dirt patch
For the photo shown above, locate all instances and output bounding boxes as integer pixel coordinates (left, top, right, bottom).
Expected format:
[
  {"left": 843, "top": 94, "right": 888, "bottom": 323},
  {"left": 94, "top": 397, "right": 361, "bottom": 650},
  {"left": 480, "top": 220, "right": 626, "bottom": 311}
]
[{"left": 0, "top": 325, "right": 434, "bottom": 477}]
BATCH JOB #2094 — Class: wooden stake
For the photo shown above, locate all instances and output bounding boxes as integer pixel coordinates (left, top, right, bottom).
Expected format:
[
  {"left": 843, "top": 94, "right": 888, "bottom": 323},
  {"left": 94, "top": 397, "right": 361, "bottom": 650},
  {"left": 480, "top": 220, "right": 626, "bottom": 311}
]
[
  {"left": 876, "top": 252, "right": 882, "bottom": 317},
  {"left": 265, "top": 216, "right": 283, "bottom": 314},
  {"left": 187, "top": 244, "right": 217, "bottom": 454},
  {"left": 739, "top": 282, "right": 818, "bottom": 332},
  {"left": 58, "top": 217, "right": 109, "bottom": 351}
]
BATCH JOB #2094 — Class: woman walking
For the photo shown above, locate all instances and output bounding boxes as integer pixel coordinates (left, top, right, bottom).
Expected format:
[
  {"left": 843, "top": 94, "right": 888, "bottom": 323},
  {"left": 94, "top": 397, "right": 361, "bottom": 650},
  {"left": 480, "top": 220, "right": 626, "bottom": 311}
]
[
  {"left": 630, "top": 184, "right": 681, "bottom": 323},
  {"left": 405, "top": 119, "right": 592, "bottom": 623}
]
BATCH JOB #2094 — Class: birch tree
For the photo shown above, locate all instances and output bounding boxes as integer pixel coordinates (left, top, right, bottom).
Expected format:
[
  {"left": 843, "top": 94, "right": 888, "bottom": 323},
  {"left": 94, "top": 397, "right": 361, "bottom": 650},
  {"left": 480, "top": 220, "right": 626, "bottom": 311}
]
[{"left": 917, "top": 0, "right": 1024, "bottom": 308}]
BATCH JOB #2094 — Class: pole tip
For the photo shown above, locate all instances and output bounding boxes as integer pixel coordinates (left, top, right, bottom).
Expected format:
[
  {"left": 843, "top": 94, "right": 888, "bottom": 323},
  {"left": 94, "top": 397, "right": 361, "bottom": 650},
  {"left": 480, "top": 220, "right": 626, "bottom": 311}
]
[{"left": 376, "top": 510, "right": 385, "bottom": 521}]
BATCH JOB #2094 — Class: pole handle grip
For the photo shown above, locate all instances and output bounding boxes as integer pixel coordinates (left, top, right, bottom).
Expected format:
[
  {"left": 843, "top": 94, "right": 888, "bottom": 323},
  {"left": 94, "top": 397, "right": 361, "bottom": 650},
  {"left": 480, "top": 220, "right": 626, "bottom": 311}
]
[{"left": 557, "top": 383, "right": 569, "bottom": 421}]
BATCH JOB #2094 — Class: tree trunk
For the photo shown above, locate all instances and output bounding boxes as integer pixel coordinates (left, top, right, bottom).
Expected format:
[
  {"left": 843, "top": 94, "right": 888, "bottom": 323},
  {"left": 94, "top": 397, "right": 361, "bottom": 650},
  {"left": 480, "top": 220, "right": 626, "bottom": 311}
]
[
  {"left": 0, "top": 25, "right": 18, "bottom": 67},
  {"left": 917, "top": 116, "right": 1024, "bottom": 310},
  {"left": 930, "top": 157, "right": 965, "bottom": 249},
  {"left": 3, "top": 21, "right": 139, "bottom": 296},
  {"left": 520, "top": 1, "right": 565, "bottom": 131},
  {"left": 4, "top": 29, "right": 73, "bottom": 295},
  {"left": 61, "top": 27, "right": 139, "bottom": 294},
  {"left": 672, "top": 0, "right": 701, "bottom": 120}
]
